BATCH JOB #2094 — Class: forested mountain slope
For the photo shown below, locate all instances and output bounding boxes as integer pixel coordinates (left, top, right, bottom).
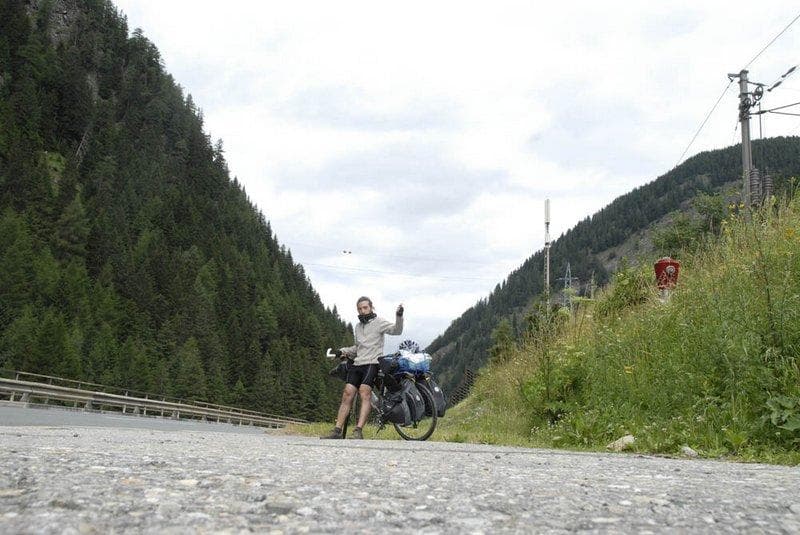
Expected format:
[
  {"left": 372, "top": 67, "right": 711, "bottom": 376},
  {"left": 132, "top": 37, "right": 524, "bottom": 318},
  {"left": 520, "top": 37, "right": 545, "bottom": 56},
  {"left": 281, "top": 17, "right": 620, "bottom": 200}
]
[
  {"left": 429, "top": 136, "right": 800, "bottom": 394},
  {"left": 0, "top": 0, "right": 351, "bottom": 419}
]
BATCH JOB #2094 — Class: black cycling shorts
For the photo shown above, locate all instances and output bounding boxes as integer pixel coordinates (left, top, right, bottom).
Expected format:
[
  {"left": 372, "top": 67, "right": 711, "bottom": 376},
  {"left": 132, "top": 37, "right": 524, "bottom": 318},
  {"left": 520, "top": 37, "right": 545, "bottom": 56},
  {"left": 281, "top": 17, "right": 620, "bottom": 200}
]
[{"left": 346, "top": 364, "right": 379, "bottom": 389}]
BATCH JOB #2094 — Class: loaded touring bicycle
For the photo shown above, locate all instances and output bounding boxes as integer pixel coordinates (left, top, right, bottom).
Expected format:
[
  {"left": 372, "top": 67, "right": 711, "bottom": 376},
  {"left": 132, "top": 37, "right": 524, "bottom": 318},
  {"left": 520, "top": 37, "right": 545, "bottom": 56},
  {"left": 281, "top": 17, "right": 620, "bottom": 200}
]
[{"left": 327, "top": 340, "right": 447, "bottom": 441}]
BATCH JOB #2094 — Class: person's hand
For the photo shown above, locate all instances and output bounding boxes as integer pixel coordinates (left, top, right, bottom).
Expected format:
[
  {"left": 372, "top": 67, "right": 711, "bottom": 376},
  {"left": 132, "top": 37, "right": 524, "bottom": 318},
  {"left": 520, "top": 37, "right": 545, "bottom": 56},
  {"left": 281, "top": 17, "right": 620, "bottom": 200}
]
[
  {"left": 396, "top": 303, "right": 404, "bottom": 317},
  {"left": 334, "top": 349, "right": 343, "bottom": 358}
]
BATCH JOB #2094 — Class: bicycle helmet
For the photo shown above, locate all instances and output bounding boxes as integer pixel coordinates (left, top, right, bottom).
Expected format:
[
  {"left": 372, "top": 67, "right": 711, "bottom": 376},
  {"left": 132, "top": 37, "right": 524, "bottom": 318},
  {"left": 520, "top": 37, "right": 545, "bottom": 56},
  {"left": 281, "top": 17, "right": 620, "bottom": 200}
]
[{"left": 398, "top": 339, "right": 420, "bottom": 353}]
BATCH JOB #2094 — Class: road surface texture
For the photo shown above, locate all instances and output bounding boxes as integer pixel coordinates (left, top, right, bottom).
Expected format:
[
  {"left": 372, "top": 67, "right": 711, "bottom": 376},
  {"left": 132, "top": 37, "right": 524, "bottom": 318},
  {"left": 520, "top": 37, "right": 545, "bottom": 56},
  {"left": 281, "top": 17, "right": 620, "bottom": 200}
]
[{"left": 2, "top": 406, "right": 800, "bottom": 533}]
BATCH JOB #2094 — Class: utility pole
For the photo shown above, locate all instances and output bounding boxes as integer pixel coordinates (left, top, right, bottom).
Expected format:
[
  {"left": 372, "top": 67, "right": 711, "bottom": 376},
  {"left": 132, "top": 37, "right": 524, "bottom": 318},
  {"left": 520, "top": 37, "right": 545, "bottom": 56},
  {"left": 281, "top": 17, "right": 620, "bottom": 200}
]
[
  {"left": 733, "top": 69, "right": 754, "bottom": 208},
  {"left": 544, "top": 199, "right": 551, "bottom": 310},
  {"left": 729, "top": 69, "right": 768, "bottom": 208}
]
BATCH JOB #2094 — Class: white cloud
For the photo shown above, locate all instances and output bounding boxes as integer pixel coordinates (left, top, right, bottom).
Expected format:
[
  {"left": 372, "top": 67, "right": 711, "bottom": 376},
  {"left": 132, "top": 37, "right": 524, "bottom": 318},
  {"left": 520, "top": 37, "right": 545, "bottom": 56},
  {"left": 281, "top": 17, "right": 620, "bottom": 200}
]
[{"left": 114, "top": 0, "right": 800, "bottom": 347}]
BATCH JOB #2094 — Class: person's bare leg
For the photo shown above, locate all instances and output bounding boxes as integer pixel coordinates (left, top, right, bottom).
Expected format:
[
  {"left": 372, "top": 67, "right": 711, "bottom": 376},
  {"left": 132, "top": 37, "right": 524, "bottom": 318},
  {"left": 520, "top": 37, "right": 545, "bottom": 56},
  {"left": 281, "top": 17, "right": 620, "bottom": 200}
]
[
  {"left": 356, "top": 385, "right": 372, "bottom": 429},
  {"left": 335, "top": 384, "right": 357, "bottom": 428}
]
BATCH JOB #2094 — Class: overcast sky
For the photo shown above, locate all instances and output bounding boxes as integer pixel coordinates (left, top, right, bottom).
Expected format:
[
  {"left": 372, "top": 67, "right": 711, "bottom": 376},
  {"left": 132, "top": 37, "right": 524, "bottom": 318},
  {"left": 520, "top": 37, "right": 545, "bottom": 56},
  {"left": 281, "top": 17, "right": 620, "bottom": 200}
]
[{"left": 114, "top": 1, "right": 800, "bottom": 349}]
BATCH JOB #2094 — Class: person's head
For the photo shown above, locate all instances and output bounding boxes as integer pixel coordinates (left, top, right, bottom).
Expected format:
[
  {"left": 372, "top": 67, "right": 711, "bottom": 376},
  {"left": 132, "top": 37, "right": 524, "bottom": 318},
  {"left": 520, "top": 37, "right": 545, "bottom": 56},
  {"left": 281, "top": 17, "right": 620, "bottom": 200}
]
[{"left": 356, "top": 296, "right": 373, "bottom": 315}]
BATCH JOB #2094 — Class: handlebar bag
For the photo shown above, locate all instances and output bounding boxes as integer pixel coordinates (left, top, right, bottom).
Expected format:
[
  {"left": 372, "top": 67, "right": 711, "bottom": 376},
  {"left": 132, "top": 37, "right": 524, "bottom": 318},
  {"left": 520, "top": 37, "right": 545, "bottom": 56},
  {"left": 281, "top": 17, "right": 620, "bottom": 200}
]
[{"left": 329, "top": 360, "right": 350, "bottom": 382}]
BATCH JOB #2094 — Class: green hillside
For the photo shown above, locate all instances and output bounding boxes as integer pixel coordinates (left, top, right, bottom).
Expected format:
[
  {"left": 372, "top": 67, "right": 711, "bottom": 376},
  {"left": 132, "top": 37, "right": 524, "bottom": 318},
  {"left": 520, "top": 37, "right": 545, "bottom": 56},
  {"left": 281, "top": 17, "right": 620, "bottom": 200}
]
[
  {"left": 0, "top": 0, "right": 351, "bottom": 419},
  {"left": 429, "top": 137, "right": 800, "bottom": 395},
  {"left": 435, "top": 196, "right": 800, "bottom": 462}
]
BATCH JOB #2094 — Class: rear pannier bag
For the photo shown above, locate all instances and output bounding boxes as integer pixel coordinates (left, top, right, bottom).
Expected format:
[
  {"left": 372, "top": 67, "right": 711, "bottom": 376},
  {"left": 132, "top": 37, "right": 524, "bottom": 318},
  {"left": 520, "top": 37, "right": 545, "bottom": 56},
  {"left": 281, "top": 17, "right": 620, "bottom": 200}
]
[
  {"left": 417, "top": 376, "right": 447, "bottom": 417},
  {"left": 401, "top": 379, "right": 426, "bottom": 422},
  {"left": 381, "top": 391, "right": 411, "bottom": 425}
]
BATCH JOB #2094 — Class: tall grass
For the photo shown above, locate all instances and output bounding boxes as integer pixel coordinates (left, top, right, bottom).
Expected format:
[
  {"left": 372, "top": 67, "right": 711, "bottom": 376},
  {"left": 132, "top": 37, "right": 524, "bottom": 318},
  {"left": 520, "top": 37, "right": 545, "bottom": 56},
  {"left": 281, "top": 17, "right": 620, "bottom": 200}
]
[{"left": 440, "top": 197, "right": 800, "bottom": 462}]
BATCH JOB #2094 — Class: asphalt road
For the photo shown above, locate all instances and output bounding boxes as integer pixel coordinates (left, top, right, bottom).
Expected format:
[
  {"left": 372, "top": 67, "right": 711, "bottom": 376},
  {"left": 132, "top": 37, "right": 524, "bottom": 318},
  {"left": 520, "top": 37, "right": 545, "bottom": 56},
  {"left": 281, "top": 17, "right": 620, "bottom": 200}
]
[
  {"left": 0, "top": 404, "right": 264, "bottom": 435},
  {"left": 1, "top": 404, "right": 799, "bottom": 533}
]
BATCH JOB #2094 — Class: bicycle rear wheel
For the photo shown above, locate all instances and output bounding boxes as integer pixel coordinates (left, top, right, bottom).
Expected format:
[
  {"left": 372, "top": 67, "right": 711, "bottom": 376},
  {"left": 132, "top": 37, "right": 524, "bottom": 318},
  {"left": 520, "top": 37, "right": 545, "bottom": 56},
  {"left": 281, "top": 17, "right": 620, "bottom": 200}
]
[{"left": 393, "top": 383, "right": 437, "bottom": 441}]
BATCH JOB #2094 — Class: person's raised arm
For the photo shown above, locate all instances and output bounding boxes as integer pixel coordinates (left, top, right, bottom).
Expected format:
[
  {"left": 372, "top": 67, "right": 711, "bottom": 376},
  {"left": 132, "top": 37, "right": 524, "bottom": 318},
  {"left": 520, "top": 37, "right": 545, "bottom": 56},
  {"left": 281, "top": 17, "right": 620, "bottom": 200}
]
[{"left": 382, "top": 303, "right": 404, "bottom": 335}]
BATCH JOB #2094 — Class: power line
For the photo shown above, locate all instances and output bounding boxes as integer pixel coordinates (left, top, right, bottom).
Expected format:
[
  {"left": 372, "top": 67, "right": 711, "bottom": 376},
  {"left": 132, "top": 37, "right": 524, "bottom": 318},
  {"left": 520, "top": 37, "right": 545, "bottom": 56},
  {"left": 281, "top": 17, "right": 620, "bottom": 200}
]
[
  {"left": 753, "top": 100, "right": 800, "bottom": 114},
  {"left": 676, "top": 11, "right": 800, "bottom": 168},
  {"left": 288, "top": 240, "right": 498, "bottom": 266},
  {"left": 767, "top": 65, "right": 798, "bottom": 92},
  {"left": 300, "top": 261, "right": 500, "bottom": 282},
  {"left": 675, "top": 81, "right": 734, "bottom": 167},
  {"left": 743, "top": 11, "right": 800, "bottom": 70},
  {"left": 764, "top": 110, "right": 800, "bottom": 117}
]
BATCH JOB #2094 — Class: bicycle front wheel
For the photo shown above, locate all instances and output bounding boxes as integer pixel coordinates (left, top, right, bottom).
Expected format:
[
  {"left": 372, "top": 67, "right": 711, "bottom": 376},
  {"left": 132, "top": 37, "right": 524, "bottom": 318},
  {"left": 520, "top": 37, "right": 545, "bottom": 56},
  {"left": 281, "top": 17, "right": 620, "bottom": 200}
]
[{"left": 393, "top": 383, "right": 437, "bottom": 441}]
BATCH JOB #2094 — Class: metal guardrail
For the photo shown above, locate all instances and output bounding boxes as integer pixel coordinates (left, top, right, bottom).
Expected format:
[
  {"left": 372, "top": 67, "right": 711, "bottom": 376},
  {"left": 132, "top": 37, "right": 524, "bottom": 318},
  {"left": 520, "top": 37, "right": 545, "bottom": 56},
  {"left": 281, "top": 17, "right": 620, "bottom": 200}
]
[
  {"left": 0, "top": 376, "right": 307, "bottom": 429},
  {"left": 4, "top": 370, "right": 307, "bottom": 424}
]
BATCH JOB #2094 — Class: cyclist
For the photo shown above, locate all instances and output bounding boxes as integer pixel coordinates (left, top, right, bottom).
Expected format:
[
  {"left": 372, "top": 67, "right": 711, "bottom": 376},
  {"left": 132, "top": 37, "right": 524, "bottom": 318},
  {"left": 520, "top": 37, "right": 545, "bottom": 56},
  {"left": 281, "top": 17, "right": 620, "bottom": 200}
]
[{"left": 321, "top": 296, "right": 404, "bottom": 439}]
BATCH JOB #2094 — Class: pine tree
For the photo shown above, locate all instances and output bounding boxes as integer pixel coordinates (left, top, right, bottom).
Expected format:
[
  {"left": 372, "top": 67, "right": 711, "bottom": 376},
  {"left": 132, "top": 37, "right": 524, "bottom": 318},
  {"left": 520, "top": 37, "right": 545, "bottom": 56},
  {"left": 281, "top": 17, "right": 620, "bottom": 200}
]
[
  {"left": 29, "top": 308, "right": 70, "bottom": 375},
  {"left": 0, "top": 305, "right": 38, "bottom": 371},
  {"left": 54, "top": 190, "right": 90, "bottom": 260},
  {"left": 172, "top": 337, "right": 207, "bottom": 401}
]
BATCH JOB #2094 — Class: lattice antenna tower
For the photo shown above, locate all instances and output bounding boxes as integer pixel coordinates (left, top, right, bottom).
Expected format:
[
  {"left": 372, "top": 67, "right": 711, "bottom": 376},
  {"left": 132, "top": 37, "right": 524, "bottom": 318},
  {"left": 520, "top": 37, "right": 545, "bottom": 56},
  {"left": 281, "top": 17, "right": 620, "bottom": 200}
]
[
  {"left": 561, "top": 262, "right": 573, "bottom": 291},
  {"left": 557, "top": 262, "right": 579, "bottom": 309}
]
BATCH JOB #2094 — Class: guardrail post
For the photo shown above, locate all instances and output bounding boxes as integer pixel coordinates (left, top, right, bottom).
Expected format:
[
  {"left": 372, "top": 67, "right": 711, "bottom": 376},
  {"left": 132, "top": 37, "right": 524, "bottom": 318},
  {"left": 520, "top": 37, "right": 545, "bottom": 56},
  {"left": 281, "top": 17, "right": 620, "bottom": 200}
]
[{"left": 133, "top": 406, "right": 140, "bottom": 415}]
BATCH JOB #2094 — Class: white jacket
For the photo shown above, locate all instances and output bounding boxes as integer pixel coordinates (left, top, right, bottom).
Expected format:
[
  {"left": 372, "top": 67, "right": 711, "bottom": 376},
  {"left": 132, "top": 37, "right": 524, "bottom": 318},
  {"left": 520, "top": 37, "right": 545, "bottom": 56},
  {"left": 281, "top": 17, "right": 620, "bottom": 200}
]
[{"left": 340, "top": 314, "right": 403, "bottom": 366}]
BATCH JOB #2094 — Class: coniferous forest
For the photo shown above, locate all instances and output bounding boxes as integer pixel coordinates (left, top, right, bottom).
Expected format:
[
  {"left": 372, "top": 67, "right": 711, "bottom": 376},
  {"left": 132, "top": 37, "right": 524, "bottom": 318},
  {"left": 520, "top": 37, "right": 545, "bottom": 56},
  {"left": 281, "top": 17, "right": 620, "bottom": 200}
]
[
  {"left": 429, "top": 136, "right": 800, "bottom": 395},
  {"left": 0, "top": 0, "right": 353, "bottom": 420}
]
